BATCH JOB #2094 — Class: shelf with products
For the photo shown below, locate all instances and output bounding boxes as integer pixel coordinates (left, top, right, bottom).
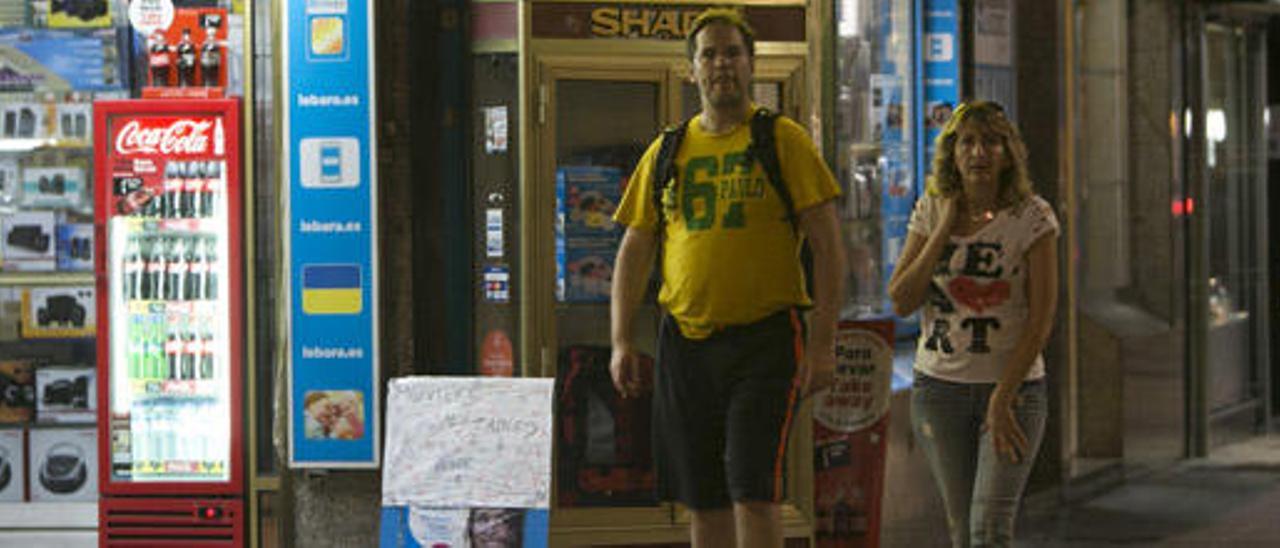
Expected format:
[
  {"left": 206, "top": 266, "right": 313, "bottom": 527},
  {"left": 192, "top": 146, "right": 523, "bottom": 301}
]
[
  {"left": 0, "top": 361, "right": 99, "bottom": 505},
  {"left": 123, "top": 299, "right": 220, "bottom": 315},
  {"left": 1, "top": 142, "right": 97, "bottom": 281},
  {"left": 112, "top": 390, "right": 232, "bottom": 484},
  {"left": 118, "top": 233, "right": 223, "bottom": 304},
  {"left": 0, "top": 138, "right": 93, "bottom": 154},
  {"left": 109, "top": 158, "right": 230, "bottom": 223},
  {"left": 0, "top": 89, "right": 121, "bottom": 141},
  {"left": 118, "top": 308, "right": 222, "bottom": 389},
  {"left": 5, "top": 421, "right": 96, "bottom": 431},
  {"left": 127, "top": 458, "right": 227, "bottom": 480},
  {"left": 1, "top": 355, "right": 96, "bottom": 424},
  {"left": 0, "top": 502, "right": 97, "bottom": 528},
  {"left": 0, "top": 272, "right": 93, "bottom": 286},
  {"left": 4, "top": 285, "right": 95, "bottom": 339},
  {"left": 111, "top": 386, "right": 231, "bottom": 484},
  {"left": 116, "top": 217, "right": 227, "bottom": 235}
]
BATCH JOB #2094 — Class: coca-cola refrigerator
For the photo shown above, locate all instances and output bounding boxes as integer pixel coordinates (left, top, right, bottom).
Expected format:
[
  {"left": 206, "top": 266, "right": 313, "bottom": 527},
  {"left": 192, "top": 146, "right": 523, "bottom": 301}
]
[{"left": 93, "top": 99, "right": 244, "bottom": 546}]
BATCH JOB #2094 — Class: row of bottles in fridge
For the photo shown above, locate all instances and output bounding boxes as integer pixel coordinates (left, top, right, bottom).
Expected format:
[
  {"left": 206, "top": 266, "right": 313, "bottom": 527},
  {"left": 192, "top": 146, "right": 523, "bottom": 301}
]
[
  {"left": 128, "top": 398, "right": 228, "bottom": 477},
  {"left": 122, "top": 233, "right": 219, "bottom": 302},
  {"left": 122, "top": 160, "right": 225, "bottom": 220},
  {"left": 127, "top": 311, "right": 218, "bottom": 383}
]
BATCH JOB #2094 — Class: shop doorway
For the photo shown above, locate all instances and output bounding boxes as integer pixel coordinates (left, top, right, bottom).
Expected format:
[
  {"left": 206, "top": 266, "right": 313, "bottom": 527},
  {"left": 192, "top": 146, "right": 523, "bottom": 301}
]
[
  {"left": 541, "top": 62, "right": 670, "bottom": 359},
  {"left": 527, "top": 52, "right": 809, "bottom": 530},
  {"left": 527, "top": 55, "right": 806, "bottom": 365},
  {"left": 1190, "top": 7, "right": 1273, "bottom": 452}
]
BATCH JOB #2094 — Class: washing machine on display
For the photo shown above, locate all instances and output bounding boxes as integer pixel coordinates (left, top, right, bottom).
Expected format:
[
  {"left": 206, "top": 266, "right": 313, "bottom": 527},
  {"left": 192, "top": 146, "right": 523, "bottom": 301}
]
[{"left": 0, "top": 429, "right": 23, "bottom": 501}]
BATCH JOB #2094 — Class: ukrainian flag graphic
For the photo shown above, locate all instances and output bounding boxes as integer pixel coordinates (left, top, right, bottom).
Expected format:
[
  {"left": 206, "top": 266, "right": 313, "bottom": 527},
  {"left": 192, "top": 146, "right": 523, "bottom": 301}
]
[{"left": 303, "top": 265, "right": 362, "bottom": 315}]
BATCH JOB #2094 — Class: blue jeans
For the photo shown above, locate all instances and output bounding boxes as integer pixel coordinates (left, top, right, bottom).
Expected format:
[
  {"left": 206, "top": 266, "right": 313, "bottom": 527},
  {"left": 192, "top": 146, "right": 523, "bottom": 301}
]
[{"left": 910, "top": 372, "right": 1048, "bottom": 548}]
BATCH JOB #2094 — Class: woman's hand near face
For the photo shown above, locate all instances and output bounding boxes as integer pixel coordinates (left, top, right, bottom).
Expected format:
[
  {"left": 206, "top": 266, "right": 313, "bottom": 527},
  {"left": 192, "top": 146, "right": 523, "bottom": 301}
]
[{"left": 890, "top": 194, "right": 958, "bottom": 317}]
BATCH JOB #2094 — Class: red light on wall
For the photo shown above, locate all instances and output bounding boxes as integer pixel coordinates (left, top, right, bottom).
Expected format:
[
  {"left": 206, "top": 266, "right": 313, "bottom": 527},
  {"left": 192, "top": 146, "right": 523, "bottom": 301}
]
[{"left": 1172, "top": 198, "right": 1196, "bottom": 217}]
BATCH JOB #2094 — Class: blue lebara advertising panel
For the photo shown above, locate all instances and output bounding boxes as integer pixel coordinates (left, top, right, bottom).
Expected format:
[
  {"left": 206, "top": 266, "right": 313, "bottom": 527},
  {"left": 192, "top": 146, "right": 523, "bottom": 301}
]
[
  {"left": 920, "top": 0, "right": 961, "bottom": 179},
  {"left": 283, "top": 0, "right": 379, "bottom": 468},
  {"left": 872, "top": 0, "right": 916, "bottom": 320}
]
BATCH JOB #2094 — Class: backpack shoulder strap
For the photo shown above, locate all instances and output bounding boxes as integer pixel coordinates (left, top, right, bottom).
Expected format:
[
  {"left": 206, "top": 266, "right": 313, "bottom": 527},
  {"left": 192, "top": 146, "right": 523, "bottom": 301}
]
[
  {"left": 747, "top": 108, "right": 797, "bottom": 233},
  {"left": 652, "top": 119, "right": 690, "bottom": 230}
]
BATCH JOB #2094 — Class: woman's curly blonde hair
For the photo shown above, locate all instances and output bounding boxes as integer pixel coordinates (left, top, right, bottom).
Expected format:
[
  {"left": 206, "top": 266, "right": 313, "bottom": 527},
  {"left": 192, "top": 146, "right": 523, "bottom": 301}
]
[{"left": 926, "top": 100, "right": 1033, "bottom": 209}]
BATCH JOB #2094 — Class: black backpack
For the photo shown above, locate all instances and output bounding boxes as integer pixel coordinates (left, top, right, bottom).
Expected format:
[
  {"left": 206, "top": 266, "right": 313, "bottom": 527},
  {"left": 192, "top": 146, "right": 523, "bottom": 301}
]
[{"left": 650, "top": 108, "right": 814, "bottom": 295}]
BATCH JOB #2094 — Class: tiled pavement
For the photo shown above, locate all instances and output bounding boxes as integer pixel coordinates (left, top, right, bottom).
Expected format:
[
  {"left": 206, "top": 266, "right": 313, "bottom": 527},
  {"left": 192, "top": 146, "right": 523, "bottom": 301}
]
[{"left": 1017, "top": 435, "right": 1280, "bottom": 547}]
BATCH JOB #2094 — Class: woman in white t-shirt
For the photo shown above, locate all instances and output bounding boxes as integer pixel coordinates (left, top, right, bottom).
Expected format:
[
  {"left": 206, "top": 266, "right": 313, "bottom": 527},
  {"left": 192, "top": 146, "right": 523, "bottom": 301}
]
[{"left": 889, "top": 101, "right": 1059, "bottom": 548}]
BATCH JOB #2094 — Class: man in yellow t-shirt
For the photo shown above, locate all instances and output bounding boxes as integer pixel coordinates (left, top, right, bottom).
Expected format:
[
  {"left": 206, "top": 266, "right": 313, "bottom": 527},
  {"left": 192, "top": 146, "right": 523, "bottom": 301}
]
[{"left": 609, "top": 9, "right": 846, "bottom": 548}]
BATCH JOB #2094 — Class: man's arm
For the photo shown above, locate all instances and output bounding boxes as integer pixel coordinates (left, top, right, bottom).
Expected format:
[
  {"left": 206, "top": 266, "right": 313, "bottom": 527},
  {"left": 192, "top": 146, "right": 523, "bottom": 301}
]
[
  {"left": 610, "top": 225, "right": 658, "bottom": 398},
  {"left": 798, "top": 200, "right": 846, "bottom": 394}
]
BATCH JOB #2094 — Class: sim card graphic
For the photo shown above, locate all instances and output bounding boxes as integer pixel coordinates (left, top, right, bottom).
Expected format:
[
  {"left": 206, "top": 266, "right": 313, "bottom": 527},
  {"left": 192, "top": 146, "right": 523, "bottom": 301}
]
[{"left": 309, "top": 16, "right": 347, "bottom": 60}]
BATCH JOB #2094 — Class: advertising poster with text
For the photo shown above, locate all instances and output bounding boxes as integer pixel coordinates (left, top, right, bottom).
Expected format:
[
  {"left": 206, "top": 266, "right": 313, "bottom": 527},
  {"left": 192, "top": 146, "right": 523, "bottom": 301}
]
[{"left": 813, "top": 321, "right": 894, "bottom": 547}]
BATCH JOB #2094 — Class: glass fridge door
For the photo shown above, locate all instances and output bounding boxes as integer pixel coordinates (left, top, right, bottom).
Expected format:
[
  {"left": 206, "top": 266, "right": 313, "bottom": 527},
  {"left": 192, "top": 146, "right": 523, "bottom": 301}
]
[{"left": 103, "top": 109, "right": 234, "bottom": 484}]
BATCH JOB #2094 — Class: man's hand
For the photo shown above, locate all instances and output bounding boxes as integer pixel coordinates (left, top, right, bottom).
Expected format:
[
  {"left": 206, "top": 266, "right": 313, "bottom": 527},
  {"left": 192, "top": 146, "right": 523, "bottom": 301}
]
[
  {"left": 609, "top": 345, "right": 648, "bottom": 399},
  {"left": 610, "top": 227, "right": 657, "bottom": 399},
  {"left": 802, "top": 345, "right": 838, "bottom": 398},
  {"left": 797, "top": 201, "right": 846, "bottom": 399}
]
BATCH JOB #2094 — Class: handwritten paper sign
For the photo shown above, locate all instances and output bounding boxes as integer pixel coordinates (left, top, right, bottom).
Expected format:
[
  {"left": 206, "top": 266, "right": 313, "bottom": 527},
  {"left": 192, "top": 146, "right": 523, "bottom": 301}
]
[{"left": 381, "top": 377, "right": 554, "bottom": 509}]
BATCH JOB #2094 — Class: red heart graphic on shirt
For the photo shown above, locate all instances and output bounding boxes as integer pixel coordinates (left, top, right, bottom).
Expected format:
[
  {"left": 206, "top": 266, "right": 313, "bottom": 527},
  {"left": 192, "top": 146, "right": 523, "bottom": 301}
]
[{"left": 947, "top": 277, "right": 1011, "bottom": 313}]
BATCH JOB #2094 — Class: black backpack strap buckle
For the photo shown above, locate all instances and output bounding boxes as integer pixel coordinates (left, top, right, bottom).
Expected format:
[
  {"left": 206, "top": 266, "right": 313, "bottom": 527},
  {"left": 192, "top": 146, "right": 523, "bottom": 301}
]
[{"left": 652, "top": 120, "right": 690, "bottom": 232}]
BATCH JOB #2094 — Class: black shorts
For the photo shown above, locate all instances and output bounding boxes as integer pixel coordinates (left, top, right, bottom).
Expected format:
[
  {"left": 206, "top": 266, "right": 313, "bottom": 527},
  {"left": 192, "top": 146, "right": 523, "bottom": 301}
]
[{"left": 653, "top": 308, "right": 804, "bottom": 510}]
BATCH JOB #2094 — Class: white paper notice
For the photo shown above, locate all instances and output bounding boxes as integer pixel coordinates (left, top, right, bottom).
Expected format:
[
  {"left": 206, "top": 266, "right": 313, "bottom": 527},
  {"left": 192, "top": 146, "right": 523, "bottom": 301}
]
[
  {"left": 485, "top": 208, "right": 504, "bottom": 258},
  {"left": 484, "top": 106, "right": 508, "bottom": 154},
  {"left": 382, "top": 377, "right": 554, "bottom": 509},
  {"left": 974, "top": 0, "right": 1012, "bottom": 67}
]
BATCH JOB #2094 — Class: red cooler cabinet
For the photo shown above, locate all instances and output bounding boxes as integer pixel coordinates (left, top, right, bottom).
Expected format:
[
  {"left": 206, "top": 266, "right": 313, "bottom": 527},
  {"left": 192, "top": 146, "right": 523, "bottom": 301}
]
[{"left": 93, "top": 99, "right": 244, "bottom": 546}]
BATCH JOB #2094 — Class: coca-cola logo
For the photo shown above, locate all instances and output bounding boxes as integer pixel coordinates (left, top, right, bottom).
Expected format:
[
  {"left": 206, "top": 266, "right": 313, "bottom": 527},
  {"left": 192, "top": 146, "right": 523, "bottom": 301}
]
[{"left": 115, "top": 119, "right": 214, "bottom": 156}]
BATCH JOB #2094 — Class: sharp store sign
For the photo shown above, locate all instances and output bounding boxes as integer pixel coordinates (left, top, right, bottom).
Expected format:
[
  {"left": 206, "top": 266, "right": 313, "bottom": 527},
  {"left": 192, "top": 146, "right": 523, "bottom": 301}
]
[
  {"left": 531, "top": 3, "right": 805, "bottom": 42},
  {"left": 588, "top": 6, "right": 704, "bottom": 38}
]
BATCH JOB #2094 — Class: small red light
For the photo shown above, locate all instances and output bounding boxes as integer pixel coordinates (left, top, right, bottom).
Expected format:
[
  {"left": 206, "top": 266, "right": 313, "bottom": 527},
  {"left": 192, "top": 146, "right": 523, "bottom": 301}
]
[{"left": 1172, "top": 198, "right": 1196, "bottom": 217}]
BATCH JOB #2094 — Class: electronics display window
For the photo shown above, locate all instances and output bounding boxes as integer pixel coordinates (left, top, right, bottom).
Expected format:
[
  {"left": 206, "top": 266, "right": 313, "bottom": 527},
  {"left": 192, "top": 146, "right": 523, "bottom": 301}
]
[{"left": 0, "top": 0, "right": 244, "bottom": 520}]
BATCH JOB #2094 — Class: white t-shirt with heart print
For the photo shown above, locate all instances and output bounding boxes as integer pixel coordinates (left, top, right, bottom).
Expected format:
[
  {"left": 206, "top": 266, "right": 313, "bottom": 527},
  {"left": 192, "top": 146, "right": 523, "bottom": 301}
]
[{"left": 906, "top": 193, "right": 1060, "bottom": 384}]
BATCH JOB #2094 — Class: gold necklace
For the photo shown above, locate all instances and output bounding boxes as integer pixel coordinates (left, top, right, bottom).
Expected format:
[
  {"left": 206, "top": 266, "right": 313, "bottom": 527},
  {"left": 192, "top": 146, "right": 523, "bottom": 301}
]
[{"left": 966, "top": 207, "right": 995, "bottom": 224}]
